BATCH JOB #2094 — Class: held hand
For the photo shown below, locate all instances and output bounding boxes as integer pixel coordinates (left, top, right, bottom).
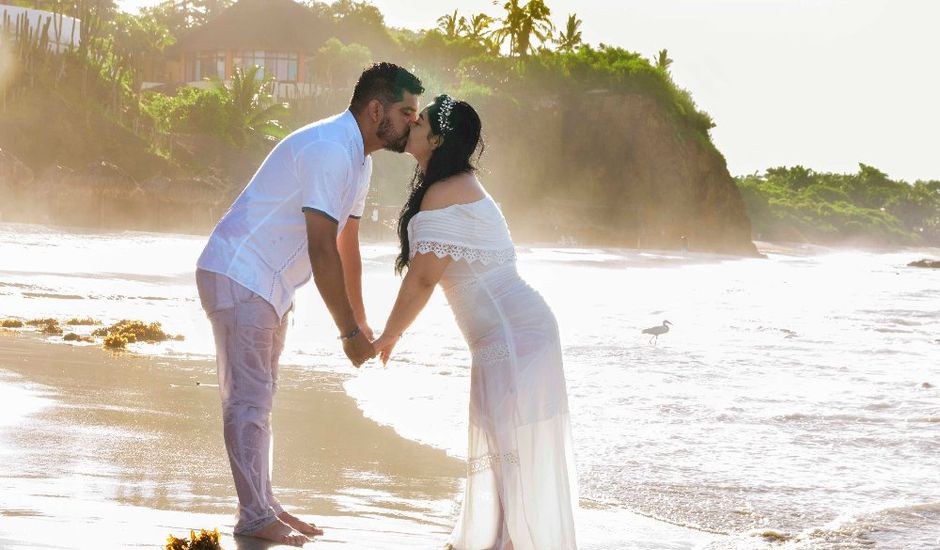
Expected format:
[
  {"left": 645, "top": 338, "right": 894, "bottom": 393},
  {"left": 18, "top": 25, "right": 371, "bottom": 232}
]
[
  {"left": 359, "top": 322, "right": 375, "bottom": 342},
  {"left": 373, "top": 333, "right": 400, "bottom": 366},
  {"left": 342, "top": 331, "right": 375, "bottom": 367}
]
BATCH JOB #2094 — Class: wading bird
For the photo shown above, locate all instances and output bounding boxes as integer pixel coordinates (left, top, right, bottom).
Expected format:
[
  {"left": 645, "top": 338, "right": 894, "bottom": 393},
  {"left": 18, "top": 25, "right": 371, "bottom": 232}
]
[{"left": 642, "top": 320, "right": 673, "bottom": 345}]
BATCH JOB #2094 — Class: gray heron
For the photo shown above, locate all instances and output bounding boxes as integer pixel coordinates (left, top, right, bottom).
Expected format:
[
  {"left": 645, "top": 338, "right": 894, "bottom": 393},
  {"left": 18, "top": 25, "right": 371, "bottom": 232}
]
[{"left": 642, "top": 320, "right": 673, "bottom": 345}]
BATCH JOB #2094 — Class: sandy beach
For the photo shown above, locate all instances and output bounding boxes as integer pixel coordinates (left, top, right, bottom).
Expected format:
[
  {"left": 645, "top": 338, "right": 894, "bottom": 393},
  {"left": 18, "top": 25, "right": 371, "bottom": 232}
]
[
  {"left": 0, "top": 328, "right": 723, "bottom": 550},
  {"left": 0, "top": 331, "right": 464, "bottom": 549}
]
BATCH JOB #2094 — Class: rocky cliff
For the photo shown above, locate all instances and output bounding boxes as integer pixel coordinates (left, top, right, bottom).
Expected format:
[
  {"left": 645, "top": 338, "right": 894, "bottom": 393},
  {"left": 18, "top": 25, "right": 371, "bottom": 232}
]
[
  {"left": 477, "top": 91, "right": 758, "bottom": 255},
  {"left": 1, "top": 90, "right": 759, "bottom": 255}
]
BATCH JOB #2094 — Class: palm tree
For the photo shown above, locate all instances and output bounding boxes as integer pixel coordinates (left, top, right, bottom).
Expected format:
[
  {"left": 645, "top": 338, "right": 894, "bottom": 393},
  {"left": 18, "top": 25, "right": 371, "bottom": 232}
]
[
  {"left": 436, "top": 9, "right": 465, "bottom": 40},
  {"left": 490, "top": 0, "right": 518, "bottom": 55},
  {"left": 493, "top": 0, "right": 553, "bottom": 57},
  {"left": 655, "top": 48, "right": 673, "bottom": 72},
  {"left": 555, "top": 13, "right": 582, "bottom": 53},
  {"left": 210, "top": 65, "right": 289, "bottom": 147},
  {"left": 462, "top": 13, "right": 495, "bottom": 43}
]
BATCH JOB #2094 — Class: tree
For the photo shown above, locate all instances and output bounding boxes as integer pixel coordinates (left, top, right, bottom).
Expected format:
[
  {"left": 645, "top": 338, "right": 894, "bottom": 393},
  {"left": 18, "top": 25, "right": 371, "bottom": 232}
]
[
  {"left": 492, "top": 0, "right": 523, "bottom": 56},
  {"left": 462, "top": 13, "right": 495, "bottom": 44},
  {"left": 654, "top": 48, "right": 673, "bottom": 72},
  {"left": 554, "top": 13, "right": 582, "bottom": 53},
  {"left": 208, "top": 65, "right": 289, "bottom": 147},
  {"left": 109, "top": 11, "right": 175, "bottom": 90},
  {"left": 9, "top": 0, "right": 118, "bottom": 19},
  {"left": 436, "top": 9, "right": 465, "bottom": 41},
  {"left": 139, "top": 0, "right": 232, "bottom": 38},
  {"left": 492, "top": 0, "right": 554, "bottom": 57},
  {"left": 304, "top": 0, "right": 396, "bottom": 58},
  {"left": 311, "top": 37, "right": 373, "bottom": 89}
]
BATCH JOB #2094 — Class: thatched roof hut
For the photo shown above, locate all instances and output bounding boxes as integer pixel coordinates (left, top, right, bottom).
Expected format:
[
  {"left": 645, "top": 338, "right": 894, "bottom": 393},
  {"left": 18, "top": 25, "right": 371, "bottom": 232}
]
[
  {"left": 164, "top": 0, "right": 331, "bottom": 98},
  {"left": 169, "top": 0, "right": 331, "bottom": 53}
]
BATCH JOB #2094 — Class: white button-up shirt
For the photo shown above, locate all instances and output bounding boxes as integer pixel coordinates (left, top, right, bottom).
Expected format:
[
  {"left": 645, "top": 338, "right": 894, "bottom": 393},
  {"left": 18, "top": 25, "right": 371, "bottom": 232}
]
[{"left": 197, "top": 110, "right": 372, "bottom": 317}]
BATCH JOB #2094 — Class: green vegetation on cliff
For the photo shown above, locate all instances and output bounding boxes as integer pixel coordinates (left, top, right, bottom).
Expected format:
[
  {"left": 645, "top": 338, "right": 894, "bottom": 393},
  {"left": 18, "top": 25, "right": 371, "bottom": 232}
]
[
  {"left": 1, "top": 0, "right": 750, "bottom": 251},
  {"left": 2, "top": 0, "right": 713, "bottom": 179},
  {"left": 736, "top": 165, "right": 940, "bottom": 245}
]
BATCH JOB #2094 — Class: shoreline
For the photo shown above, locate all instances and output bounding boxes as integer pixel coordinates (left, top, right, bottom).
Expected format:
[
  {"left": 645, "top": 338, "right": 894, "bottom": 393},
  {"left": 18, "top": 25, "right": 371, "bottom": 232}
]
[
  {"left": 3, "top": 221, "right": 939, "bottom": 260},
  {"left": 0, "top": 332, "right": 723, "bottom": 549}
]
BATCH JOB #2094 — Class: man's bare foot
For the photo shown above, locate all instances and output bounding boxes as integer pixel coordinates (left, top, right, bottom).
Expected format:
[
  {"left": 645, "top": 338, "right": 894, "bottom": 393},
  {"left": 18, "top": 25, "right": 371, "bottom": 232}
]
[
  {"left": 278, "top": 511, "right": 325, "bottom": 537},
  {"left": 244, "top": 518, "right": 308, "bottom": 547}
]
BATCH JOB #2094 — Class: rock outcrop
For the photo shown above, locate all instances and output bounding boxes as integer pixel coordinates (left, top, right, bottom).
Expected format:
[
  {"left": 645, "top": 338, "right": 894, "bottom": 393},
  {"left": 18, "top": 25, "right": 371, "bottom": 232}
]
[
  {"left": 909, "top": 259, "right": 940, "bottom": 269},
  {"left": 481, "top": 92, "right": 759, "bottom": 255}
]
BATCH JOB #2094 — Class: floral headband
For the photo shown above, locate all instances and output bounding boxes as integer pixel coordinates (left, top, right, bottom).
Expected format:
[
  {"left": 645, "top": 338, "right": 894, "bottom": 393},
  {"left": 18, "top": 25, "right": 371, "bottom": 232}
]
[{"left": 436, "top": 95, "right": 456, "bottom": 135}]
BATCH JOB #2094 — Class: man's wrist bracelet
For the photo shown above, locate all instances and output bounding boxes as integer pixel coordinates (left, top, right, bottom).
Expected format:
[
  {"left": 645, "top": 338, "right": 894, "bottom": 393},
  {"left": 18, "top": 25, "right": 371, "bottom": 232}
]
[{"left": 338, "top": 327, "right": 360, "bottom": 341}]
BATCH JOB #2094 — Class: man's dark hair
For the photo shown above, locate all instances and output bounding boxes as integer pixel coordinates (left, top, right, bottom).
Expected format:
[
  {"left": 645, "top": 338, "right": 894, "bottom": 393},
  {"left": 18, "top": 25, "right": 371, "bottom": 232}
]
[{"left": 349, "top": 62, "right": 424, "bottom": 113}]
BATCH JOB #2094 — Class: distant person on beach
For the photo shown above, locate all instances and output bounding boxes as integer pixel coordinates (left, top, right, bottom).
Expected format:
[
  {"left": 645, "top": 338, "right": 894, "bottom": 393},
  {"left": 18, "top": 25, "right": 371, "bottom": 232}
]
[
  {"left": 195, "top": 63, "right": 423, "bottom": 545},
  {"left": 373, "top": 95, "right": 579, "bottom": 550}
]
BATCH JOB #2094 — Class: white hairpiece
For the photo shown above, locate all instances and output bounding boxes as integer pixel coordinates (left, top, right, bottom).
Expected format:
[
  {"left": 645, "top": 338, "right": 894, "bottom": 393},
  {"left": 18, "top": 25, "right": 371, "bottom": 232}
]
[{"left": 437, "top": 95, "right": 456, "bottom": 135}]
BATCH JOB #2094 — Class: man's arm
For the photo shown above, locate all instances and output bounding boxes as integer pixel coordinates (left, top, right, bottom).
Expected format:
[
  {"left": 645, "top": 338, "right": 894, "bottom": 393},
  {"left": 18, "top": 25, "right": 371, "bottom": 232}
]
[
  {"left": 337, "top": 217, "right": 371, "bottom": 338},
  {"left": 305, "top": 211, "right": 374, "bottom": 365}
]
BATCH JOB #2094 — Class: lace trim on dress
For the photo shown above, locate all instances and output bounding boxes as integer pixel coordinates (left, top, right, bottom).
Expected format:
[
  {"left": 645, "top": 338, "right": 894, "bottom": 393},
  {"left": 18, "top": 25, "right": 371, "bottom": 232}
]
[
  {"left": 468, "top": 451, "right": 520, "bottom": 474},
  {"left": 411, "top": 241, "right": 516, "bottom": 265},
  {"left": 471, "top": 341, "right": 511, "bottom": 363}
]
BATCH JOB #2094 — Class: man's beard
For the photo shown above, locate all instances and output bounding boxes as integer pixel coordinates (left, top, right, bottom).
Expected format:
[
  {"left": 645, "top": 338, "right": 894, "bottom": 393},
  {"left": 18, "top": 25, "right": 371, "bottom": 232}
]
[{"left": 378, "top": 116, "right": 409, "bottom": 153}]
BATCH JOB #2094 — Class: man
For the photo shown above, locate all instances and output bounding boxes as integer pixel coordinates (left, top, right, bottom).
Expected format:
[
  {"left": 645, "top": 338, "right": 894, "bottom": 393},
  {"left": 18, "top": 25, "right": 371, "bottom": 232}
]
[{"left": 195, "top": 62, "right": 423, "bottom": 545}]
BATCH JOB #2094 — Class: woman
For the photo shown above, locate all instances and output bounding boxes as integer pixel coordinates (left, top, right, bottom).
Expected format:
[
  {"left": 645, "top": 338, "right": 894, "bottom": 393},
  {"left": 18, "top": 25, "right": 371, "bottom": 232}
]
[{"left": 372, "top": 95, "right": 578, "bottom": 550}]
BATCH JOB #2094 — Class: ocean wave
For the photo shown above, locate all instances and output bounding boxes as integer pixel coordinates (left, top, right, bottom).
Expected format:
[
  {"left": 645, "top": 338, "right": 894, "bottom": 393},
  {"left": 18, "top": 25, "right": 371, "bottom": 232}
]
[
  {"left": 22, "top": 292, "right": 84, "bottom": 300},
  {"left": 797, "top": 501, "right": 940, "bottom": 549},
  {"left": 771, "top": 412, "right": 892, "bottom": 424}
]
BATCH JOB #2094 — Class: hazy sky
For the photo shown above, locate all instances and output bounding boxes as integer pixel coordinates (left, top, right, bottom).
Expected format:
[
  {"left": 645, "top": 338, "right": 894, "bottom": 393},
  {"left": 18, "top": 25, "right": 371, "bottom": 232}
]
[{"left": 119, "top": 0, "right": 940, "bottom": 181}]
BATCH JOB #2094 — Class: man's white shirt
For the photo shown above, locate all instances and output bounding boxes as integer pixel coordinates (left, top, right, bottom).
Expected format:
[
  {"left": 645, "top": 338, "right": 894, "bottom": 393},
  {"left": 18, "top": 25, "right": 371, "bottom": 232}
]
[{"left": 197, "top": 110, "right": 372, "bottom": 317}]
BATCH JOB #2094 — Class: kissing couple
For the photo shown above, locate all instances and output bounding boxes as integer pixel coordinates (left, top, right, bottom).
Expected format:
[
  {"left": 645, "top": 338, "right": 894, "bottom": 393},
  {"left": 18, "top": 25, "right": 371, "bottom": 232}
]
[{"left": 195, "top": 62, "right": 578, "bottom": 549}]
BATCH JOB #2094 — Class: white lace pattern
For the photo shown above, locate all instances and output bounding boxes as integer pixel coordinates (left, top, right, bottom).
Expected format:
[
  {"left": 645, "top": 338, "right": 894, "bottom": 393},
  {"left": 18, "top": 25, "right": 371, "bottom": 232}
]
[
  {"left": 411, "top": 241, "right": 516, "bottom": 265},
  {"left": 471, "top": 341, "right": 511, "bottom": 363},
  {"left": 468, "top": 451, "right": 520, "bottom": 474}
]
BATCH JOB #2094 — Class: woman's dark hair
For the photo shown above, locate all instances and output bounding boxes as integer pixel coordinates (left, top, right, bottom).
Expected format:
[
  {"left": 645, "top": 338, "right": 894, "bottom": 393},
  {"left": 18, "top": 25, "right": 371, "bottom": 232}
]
[{"left": 395, "top": 94, "right": 484, "bottom": 274}]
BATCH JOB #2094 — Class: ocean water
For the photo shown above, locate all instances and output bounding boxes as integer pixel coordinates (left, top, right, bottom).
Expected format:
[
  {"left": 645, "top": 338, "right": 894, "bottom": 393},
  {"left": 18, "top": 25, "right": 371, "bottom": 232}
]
[{"left": 1, "top": 222, "right": 938, "bottom": 549}]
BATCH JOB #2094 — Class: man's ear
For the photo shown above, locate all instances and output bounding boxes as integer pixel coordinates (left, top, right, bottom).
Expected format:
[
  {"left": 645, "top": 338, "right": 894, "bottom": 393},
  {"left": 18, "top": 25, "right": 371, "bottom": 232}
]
[{"left": 368, "top": 99, "right": 385, "bottom": 124}]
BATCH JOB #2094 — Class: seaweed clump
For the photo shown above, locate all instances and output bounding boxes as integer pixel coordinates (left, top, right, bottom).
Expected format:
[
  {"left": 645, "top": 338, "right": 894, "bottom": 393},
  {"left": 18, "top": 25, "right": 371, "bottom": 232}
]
[
  {"left": 27, "top": 318, "right": 63, "bottom": 335},
  {"left": 93, "top": 320, "right": 174, "bottom": 350},
  {"left": 63, "top": 332, "right": 95, "bottom": 343},
  {"left": 1, "top": 319, "right": 24, "bottom": 328},
  {"left": 165, "top": 528, "right": 223, "bottom": 550},
  {"left": 66, "top": 317, "right": 100, "bottom": 326}
]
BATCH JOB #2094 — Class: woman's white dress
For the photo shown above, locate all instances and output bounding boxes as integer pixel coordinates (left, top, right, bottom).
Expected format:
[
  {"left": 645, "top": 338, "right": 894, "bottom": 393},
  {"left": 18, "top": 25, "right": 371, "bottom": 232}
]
[{"left": 408, "top": 196, "right": 578, "bottom": 550}]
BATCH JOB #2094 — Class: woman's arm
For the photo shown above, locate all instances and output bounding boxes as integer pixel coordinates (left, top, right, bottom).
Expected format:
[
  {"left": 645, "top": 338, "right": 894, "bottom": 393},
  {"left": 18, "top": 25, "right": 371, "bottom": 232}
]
[
  {"left": 375, "top": 175, "right": 481, "bottom": 363},
  {"left": 375, "top": 250, "right": 451, "bottom": 364}
]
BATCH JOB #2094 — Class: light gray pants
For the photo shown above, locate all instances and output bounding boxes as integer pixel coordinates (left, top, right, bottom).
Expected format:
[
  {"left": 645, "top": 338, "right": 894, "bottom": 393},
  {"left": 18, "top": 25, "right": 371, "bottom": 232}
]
[{"left": 196, "top": 269, "right": 290, "bottom": 535}]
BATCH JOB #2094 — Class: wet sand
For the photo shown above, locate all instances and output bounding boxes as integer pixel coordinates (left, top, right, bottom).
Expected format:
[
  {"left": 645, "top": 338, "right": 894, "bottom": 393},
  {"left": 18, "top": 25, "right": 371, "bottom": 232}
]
[
  {"left": 0, "top": 331, "right": 721, "bottom": 549},
  {"left": 0, "top": 332, "right": 464, "bottom": 548}
]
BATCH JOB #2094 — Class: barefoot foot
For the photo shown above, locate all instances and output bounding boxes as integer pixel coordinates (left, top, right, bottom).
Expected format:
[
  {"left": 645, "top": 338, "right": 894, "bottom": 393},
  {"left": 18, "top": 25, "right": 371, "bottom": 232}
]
[
  {"left": 244, "top": 518, "right": 308, "bottom": 547},
  {"left": 278, "top": 511, "right": 325, "bottom": 537}
]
